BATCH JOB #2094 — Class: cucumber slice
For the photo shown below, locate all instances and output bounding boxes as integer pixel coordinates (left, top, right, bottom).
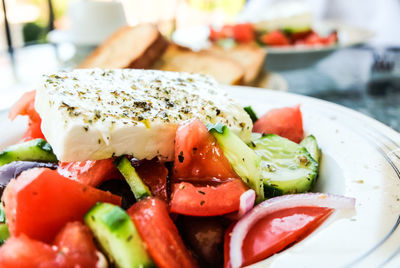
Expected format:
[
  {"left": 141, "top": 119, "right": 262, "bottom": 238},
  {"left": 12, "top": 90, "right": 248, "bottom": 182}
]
[
  {"left": 300, "top": 135, "right": 321, "bottom": 163},
  {"left": 0, "top": 205, "right": 5, "bottom": 223},
  {"left": 0, "top": 139, "right": 57, "bottom": 166},
  {"left": 114, "top": 156, "right": 151, "bottom": 200},
  {"left": 0, "top": 205, "right": 8, "bottom": 245},
  {"left": 208, "top": 123, "right": 264, "bottom": 202},
  {"left": 84, "top": 203, "right": 154, "bottom": 268},
  {"left": 250, "top": 134, "right": 318, "bottom": 198},
  {"left": 0, "top": 223, "right": 9, "bottom": 246}
]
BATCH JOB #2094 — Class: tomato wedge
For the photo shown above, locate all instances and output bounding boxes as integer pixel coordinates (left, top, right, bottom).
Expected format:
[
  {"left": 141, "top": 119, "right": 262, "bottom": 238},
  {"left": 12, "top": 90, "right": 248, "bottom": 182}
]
[
  {"left": 224, "top": 206, "right": 333, "bottom": 267},
  {"left": 127, "top": 197, "right": 198, "bottom": 268},
  {"left": 253, "top": 105, "right": 304, "bottom": 143},
  {"left": 0, "top": 234, "right": 57, "bottom": 268},
  {"left": 9, "top": 90, "right": 45, "bottom": 142},
  {"left": 0, "top": 222, "right": 98, "bottom": 268},
  {"left": 133, "top": 159, "right": 169, "bottom": 201},
  {"left": 209, "top": 24, "right": 254, "bottom": 43},
  {"left": 232, "top": 23, "right": 254, "bottom": 43},
  {"left": 261, "top": 30, "right": 290, "bottom": 46},
  {"left": 3, "top": 168, "right": 121, "bottom": 243},
  {"left": 54, "top": 221, "right": 98, "bottom": 267},
  {"left": 170, "top": 179, "right": 248, "bottom": 216},
  {"left": 174, "top": 119, "right": 238, "bottom": 182},
  {"left": 58, "top": 159, "right": 121, "bottom": 187}
]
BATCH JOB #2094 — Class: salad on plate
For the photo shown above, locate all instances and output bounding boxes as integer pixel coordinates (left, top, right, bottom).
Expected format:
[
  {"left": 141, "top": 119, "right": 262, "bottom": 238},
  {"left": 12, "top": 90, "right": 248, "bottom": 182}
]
[{"left": 0, "top": 69, "right": 354, "bottom": 268}]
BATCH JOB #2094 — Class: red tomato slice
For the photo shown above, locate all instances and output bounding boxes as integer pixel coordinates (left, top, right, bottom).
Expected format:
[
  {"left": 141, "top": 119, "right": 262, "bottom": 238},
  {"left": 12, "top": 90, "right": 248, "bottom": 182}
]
[
  {"left": 54, "top": 221, "right": 98, "bottom": 267},
  {"left": 0, "top": 222, "right": 99, "bottom": 268},
  {"left": 173, "top": 119, "right": 238, "bottom": 182},
  {"left": 209, "top": 25, "right": 234, "bottom": 41},
  {"left": 253, "top": 105, "right": 304, "bottom": 143},
  {"left": 224, "top": 206, "right": 333, "bottom": 267},
  {"left": 58, "top": 159, "right": 121, "bottom": 187},
  {"left": 21, "top": 121, "right": 45, "bottom": 142},
  {"left": 9, "top": 90, "right": 40, "bottom": 122},
  {"left": 0, "top": 234, "right": 58, "bottom": 268},
  {"left": 170, "top": 179, "right": 248, "bottom": 216},
  {"left": 232, "top": 23, "right": 254, "bottom": 43},
  {"left": 261, "top": 31, "right": 290, "bottom": 46},
  {"left": 9, "top": 90, "right": 45, "bottom": 142},
  {"left": 3, "top": 168, "right": 121, "bottom": 243},
  {"left": 303, "top": 32, "right": 324, "bottom": 45},
  {"left": 127, "top": 197, "right": 198, "bottom": 268},
  {"left": 133, "top": 159, "right": 169, "bottom": 201}
]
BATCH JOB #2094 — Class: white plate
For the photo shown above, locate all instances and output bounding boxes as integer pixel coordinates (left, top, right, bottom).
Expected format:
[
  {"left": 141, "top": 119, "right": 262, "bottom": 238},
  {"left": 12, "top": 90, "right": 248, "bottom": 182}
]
[
  {"left": 1, "top": 86, "right": 400, "bottom": 267},
  {"left": 172, "top": 21, "right": 373, "bottom": 70}
]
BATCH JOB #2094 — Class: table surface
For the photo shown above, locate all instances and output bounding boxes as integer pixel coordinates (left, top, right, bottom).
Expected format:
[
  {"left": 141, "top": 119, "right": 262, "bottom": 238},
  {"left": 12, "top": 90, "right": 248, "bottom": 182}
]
[
  {"left": 1, "top": 43, "right": 399, "bottom": 132},
  {"left": 275, "top": 46, "right": 400, "bottom": 132}
]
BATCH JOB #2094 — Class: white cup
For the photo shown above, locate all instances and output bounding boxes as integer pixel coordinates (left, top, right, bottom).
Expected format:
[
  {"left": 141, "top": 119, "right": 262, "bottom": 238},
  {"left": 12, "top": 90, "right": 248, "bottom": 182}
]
[{"left": 49, "top": 0, "right": 127, "bottom": 46}]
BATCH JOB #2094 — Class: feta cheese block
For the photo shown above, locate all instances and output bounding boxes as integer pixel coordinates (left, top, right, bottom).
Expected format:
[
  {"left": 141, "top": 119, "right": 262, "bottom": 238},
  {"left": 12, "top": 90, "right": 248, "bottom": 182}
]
[{"left": 35, "top": 69, "right": 252, "bottom": 162}]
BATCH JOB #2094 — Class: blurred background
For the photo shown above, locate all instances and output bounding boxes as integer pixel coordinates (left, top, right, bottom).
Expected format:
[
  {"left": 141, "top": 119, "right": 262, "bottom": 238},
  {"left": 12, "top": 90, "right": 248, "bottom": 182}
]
[{"left": 1, "top": 0, "right": 400, "bottom": 130}]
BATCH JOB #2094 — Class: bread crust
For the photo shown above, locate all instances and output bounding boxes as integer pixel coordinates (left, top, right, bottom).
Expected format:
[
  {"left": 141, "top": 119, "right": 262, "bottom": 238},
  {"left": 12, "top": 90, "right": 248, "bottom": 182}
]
[
  {"left": 78, "top": 24, "right": 169, "bottom": 69},
  {"left": 154, "top": 44, "right": 245, "bottom": 85}
]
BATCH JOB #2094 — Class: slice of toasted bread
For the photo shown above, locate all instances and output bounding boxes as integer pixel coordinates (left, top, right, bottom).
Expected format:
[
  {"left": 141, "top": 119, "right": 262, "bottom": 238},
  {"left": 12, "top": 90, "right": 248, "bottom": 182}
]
[
  {"left": 78, "top": 24, "right": 169, "bottom": 69},
  {"left": 206, "top": 44, "right": 266, "bottom": 84},
  {"left": 153, "top": 45, "right": 244, "bottom": 85}
]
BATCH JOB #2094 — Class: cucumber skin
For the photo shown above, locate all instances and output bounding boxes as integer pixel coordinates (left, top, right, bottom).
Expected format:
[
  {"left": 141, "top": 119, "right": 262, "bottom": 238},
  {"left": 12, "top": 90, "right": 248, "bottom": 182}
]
[
  {"left": 251, "top": 134, "right": 318, "bottom": 198},
  {"left": 84, "top": 203, "right": 154, "bottom": 268},
  {"left": 114, "top": 156, "right": 151, "bottom": 200},
  {"left": 300, "top": 135, "right": 321, "bottom": 163},
  {"left": 0, "top": 139, "right": 57, "bottom": 166}
]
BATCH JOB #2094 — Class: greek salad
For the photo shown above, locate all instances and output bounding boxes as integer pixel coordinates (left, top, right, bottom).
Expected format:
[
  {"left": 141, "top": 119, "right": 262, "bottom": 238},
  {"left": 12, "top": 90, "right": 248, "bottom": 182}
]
[
  {"left": 209, "top": 23, "right": 338, "bottom": 48},
  {"left": 0, "top": 70, "right": 354, "bottom": 268}
]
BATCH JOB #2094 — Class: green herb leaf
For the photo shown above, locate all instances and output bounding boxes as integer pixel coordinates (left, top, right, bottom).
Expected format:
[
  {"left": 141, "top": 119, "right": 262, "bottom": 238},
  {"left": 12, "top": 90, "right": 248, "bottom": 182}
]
[
  {"left": 207, "top": 122, "right": 226, "bottom": 134},
  {"left": 244, "top": 106, "right": 258, "bottom": 123}
]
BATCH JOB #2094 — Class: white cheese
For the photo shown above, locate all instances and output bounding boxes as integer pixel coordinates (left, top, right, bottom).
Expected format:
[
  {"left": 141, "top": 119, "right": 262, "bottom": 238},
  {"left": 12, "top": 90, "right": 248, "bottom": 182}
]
[{"left": 35, "top": 69, "right": 252, "bottom": 162}]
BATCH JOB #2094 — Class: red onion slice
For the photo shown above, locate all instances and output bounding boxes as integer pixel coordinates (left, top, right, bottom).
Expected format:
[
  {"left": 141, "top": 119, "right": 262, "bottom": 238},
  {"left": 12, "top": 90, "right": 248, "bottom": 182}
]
[
  {"left": 228, "top": 189, "right": 256, "bottom": 220},
  {"left": 229, "top": 193, "right": 356, "bottom": 268}
]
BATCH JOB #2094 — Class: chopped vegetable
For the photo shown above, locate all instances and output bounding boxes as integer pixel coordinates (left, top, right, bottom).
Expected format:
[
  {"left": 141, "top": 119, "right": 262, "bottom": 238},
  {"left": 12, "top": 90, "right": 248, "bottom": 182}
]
[
  {"left": 261, "top": 30, "right": 290, "bottom": 46},
  {"left": 53, "top": 221, "right": 99, "bottom": 267},
  {"left": 243, "top": 106, "right": 258, "bottom": 123},
  {"left": 0, "top": 234, "right": 58, "bottom": 267},
  {"left": 58, "top": 159, "right": 121, "bottom": 186},
  {"left": 2, "top": 168, "right": 121, "bottom": 242},
  {"left": 253, "top": 105, "right": 304, "bottom": 143},
  {"left": 132, "top": 158, "right": 169, "bottom": 202},
  {"left": 127, "top": 197, "right": 199, "bottom": 268},
  {"left": 0, "top": 224, "right": 9, "bottom": 246},
  {"left": 228, "top": 193, "right": 355, "bottom": 268},
  {"left": 0, "top": 161, "right": 57, "bottom": 197},
  {"left": 9, "top": 90, "right": 45, "bottom": 142},
  {"left": 170, "top": 179, "right": 248, "bottom": 216},
  {"left": 115, "top": 156, "right": 152, "bottom": 200},
  {"left": 84, "top": 202, "right": 154, "bottom": 268},
  {"left": 250, "top": 134, "right": 318, "bottom": 197},
  {"left": 227, "top": 189, "right": 256, "bottom": 220},
  {"left": 300, "top": 135, "right": 321, "bottom": 163},
  {"left": 0, "top": 222, "right": 98, "bottom": 267},
  {"left": 209, "top": 123, "right": 264, "bottom": 202},
  {"left": 0, "top": 139, "right": 58, "bottom": 166},
  {"left": 174, "top": 119, "right": 239, "bottom": 182}
]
